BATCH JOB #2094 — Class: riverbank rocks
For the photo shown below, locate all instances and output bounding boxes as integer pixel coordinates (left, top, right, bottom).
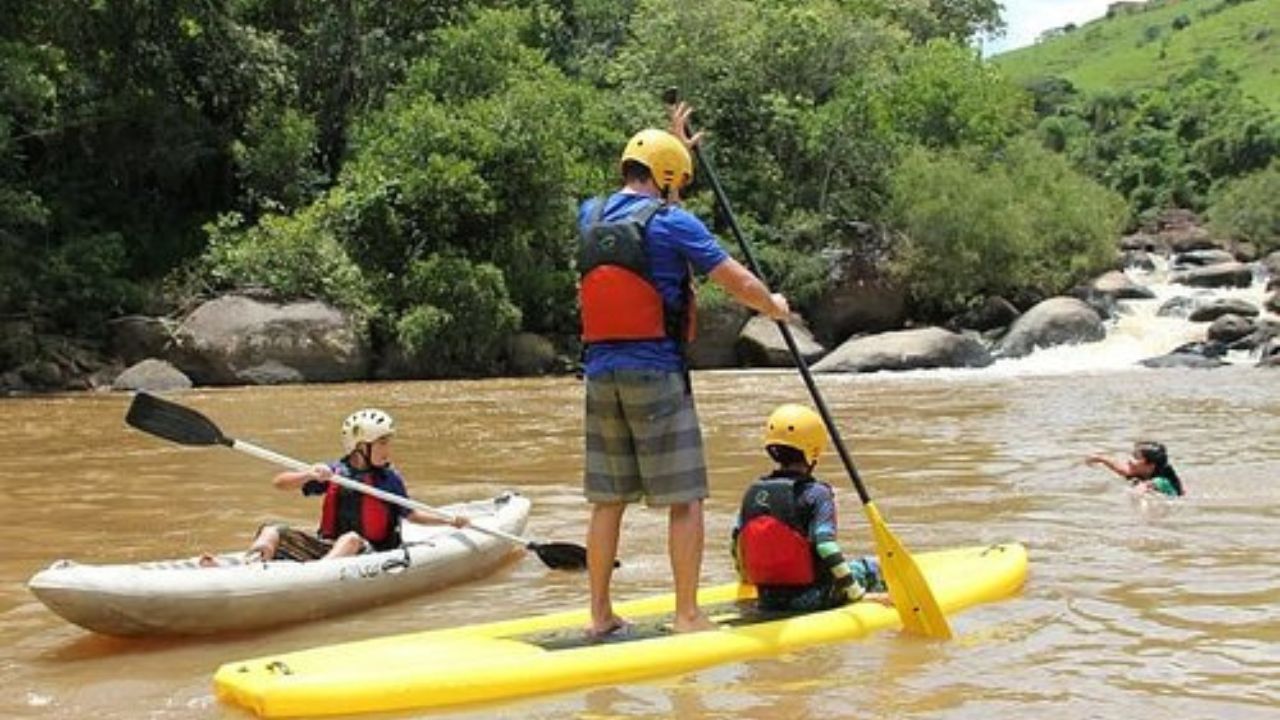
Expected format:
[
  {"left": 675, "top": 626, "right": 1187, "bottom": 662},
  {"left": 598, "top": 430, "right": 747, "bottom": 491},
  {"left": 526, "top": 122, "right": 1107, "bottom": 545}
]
[
  {"left": 1088, "top": 270, "right": 1156, "bottom": 301},
  {"left": 112, "top": 358, "right": 192, "bottom": 392},
  {"left": 1188, "top": 298, "right": 1259, "bottom": 323},
  {"left": 687, "top": 303, "right": 751, "bottom": 369},
  {"left": 1261, "top": 251, "right": 1280, "bottom": 278},
  {"left": 107, "top": 315, "right": 176, "bottom": 366},
  {"left": 1206, "top": 314, "right": 1255, "bottom": 344},
  {"left": 995, "top": 297, "right": 1105, "bottom": 359},
  {"left": 1259, "top": 338, "right": 1280, "bottom": 368},
  {"left": 946, "top": 296, "right": 1020, "bottom": 333},
  {"left": 169, "top": 295, "right": 369, "bottom": 385},
  {"left": 806, "top": 247, "right": 907, "bottom": 345},
  {"left": 736, "top": 316, "right": 825, "bottom": 367},
  {"left": 1153, "top": 208, "right": 1217, "bottom": 253},
  {"left": 1172, "top": 249, "right": 1235, "bottom": 268},
  {"left": 812, "top": 327, "right": 992, "bottom": 373},
  {"left": 1139, "top": 351, "right": 1228, "bottom": 369},
  {"left": 1171, "top": 262, "right": 1253, "bottom": 289}
]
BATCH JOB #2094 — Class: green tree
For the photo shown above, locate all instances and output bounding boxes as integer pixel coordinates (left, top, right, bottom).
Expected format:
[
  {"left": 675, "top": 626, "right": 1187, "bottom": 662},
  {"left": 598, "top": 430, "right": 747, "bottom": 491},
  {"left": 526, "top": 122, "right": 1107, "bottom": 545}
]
[
  {"left": 394, "top": 254, "right": 522, "bottom": 375},
  {"left": 890, "top": 138, "right": 1124, "bottom": 316},
  {"left": 1207, "top": 162, "right": 1280, "bottom": 252}
]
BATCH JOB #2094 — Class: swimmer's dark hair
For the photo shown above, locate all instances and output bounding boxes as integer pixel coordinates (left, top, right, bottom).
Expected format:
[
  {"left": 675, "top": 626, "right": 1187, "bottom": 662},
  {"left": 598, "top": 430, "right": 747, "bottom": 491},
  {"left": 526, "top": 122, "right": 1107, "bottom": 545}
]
[{"left": 1135, "top": 441, "right": 1184, "bottom": 496}]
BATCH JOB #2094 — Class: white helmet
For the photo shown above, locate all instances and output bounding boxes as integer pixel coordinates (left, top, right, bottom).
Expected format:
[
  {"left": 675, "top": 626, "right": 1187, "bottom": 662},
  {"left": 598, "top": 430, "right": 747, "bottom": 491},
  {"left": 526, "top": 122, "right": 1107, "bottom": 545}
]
[{"left": 341, "top": 409, "right": 395, "bottom": 453}]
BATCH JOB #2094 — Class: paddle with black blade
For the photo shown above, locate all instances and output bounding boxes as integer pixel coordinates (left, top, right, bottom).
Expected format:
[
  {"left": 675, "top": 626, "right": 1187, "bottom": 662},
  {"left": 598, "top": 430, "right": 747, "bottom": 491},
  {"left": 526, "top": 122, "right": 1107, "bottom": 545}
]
[
  {"left": 664, "top": 87, "right": 952, "bottom": 639},
  {"left": 125, "top": 391, "right": 590, "bottom": 571}
]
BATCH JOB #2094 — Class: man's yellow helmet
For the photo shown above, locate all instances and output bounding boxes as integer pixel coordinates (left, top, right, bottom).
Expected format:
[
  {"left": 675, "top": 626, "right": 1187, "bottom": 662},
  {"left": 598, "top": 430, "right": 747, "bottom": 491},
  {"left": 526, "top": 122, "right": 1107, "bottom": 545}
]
[
  {"left": 764, "top": 404, "right": 826, "bottom": 465},
  {"left": 620, "top": 129, "right": 693, "bottom": 193}
]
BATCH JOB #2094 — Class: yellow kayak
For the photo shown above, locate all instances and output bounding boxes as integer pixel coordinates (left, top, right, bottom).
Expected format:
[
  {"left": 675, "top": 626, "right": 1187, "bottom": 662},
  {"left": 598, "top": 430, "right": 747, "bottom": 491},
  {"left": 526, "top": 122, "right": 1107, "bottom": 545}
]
[{"left": 215, "top": 543, "right": 1028, "bottom": 717}]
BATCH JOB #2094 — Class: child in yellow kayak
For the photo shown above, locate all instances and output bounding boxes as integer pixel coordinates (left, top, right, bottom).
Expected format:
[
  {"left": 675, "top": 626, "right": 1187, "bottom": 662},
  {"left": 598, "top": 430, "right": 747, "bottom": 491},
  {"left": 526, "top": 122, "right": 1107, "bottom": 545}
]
[
  {"left": 1086, "top": 441, "right": 1186, "bottom": 497},
  {"left": 731, "top": 404, "right": 889, "bottom": 612}
]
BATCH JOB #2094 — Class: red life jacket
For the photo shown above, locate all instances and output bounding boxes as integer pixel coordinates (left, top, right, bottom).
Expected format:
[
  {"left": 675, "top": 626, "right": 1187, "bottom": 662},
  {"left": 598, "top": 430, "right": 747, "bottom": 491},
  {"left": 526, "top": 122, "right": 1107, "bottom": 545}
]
[
  {"left": 577, "top": 196, "right": 696, "bottom": 344},
  {"left": 318, "top": 466, "right": 397, "bottom": 549},
  {"left": 735, "top": 475, "right": 817, "bottom": 587}
]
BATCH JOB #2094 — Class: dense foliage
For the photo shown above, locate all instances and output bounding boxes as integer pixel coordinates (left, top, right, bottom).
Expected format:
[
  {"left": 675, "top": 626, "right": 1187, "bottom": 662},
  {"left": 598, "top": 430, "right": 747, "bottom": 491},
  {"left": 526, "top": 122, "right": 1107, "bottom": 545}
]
[
  {"left": 1207, "top": 161, "right": 1280, "bottom": 252},
  {"left": 3, "top": 0, "right": 1270, "bottom": 377},
  {"left": 890, "top": 138, "right": 1126, "bottom": 315},
  {"left": 1025, "top": 61, "right": 1280, "bottom": 223}
]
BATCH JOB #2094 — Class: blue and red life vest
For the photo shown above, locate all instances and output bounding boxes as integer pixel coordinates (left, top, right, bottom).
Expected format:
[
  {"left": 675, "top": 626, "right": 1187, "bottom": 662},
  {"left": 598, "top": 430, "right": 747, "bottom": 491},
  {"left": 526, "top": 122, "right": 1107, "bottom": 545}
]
[
  {"left": 577, "top": 197, "right": 696, "bottom": 344},
  {"left": 318, "top": 466, "right": 400, "bottom": 551},
  {"left": 736, "top": 475, "right": 819, "bottom": 587}
]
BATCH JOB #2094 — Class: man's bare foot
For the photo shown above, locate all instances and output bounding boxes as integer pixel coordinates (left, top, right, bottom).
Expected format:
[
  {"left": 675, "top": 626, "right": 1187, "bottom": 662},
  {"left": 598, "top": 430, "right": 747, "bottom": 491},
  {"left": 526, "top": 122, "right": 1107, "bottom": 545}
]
[
  {"left": 197, "top": 553, "right": 222, "bottom": 568},
  {"left": 672, "top": 611, "right": 717, "bottom": 634},
  {"left": 584, "top": 614, "right": 632, "bottom": 641}
]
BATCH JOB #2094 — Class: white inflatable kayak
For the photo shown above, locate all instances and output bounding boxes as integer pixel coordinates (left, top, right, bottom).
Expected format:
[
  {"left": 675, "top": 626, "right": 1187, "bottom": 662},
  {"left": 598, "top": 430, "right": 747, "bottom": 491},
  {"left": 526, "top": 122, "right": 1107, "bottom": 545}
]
[{"left": 28, "top": 492, "right": 530, "bottom": 636}]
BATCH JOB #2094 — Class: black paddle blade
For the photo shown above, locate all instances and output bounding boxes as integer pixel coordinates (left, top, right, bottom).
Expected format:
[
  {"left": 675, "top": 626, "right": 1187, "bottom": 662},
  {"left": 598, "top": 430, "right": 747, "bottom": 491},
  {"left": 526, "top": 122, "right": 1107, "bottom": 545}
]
[
  {"left": 125, "top": 392, "right": 228, "bottom": 447},
  {"left": 529, "top": 542, "right": 589, "bottom": 571}
]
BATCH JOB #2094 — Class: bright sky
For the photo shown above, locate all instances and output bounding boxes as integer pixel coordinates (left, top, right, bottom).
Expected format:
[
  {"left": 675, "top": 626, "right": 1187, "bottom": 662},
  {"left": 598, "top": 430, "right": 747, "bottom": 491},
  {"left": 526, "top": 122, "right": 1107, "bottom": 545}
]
[{"left": 983, "top": 0, "right": 1118, "bottom": 55}]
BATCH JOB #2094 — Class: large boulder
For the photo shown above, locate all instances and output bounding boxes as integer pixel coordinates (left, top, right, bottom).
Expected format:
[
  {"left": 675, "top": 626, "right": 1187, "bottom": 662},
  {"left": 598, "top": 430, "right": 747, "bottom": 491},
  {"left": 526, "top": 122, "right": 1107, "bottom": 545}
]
[
  {"left": 112, "top": 358, "right": 192, "bottom": 392},
  {"left": 1261, "top": 251, "right": 1280, "bottom": 279},
  {"left": 1188, "top": 298, "right": 1259, "bottom": 323},
  {"left": 1139, "top": 352, "right": 1228, "bottom": 369},
  {"left": 687, "top": 302, "right": 751, "bottom": 369},
  {"left": 806, "top": 247, "right": 907, "bottom": 345},
  {"left": 1088, "top": 271, "right": 1155, "bottom": 300},
  {"left": 947, "top": 296, "right": 1020, "bottom": 333},
  {"left": 170, "top": 295, "right": 370, "bottom": 385},
  {"left": 1206, "top": 314, "right": 1255, "bottom": 344},
  {"left": 1259, "top": 337, "right": 1280, "bottom": 368},
  {"left": 1172, "top": 249, "right": 1235, "bottom": 268},
  {"left": 107, "top": 315, "right": 176, "bottom": 366},
  {"left": 1153, "top": 208, "right": 1217, "bottom": 253},
  {"left": 812, "top": 327, "right": 992, "bottom": 373},
  {"left": 735, "top": 315, "right": 825, "bottom": 367},
  {"left": 1119, "top": 232, "right": 1165, "bottom": 254},
  {"left": 1156, "top": 296, "right": 1197, "bottom": 318},
  {"left": 1171, "top": 262, "right": 1253, "bottom": 289},
  {"left": 995, "top": 297, "right": 1105, "bottom": 359}
]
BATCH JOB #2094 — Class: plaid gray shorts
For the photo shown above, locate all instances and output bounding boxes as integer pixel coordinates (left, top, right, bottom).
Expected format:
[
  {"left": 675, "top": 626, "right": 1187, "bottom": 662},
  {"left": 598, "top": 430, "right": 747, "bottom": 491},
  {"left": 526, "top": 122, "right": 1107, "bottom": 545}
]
[{"left": 583, "top": 369, "right": 708, "bottom": 506}]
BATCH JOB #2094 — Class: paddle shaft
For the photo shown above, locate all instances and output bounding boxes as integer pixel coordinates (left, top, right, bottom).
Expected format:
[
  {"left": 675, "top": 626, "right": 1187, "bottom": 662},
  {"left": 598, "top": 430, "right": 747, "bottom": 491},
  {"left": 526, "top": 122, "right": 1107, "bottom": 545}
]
[
  {"left": 672, "top": 109, "right": 870, "bottom": 505},
  {"left": 229, "top": 438, "right": 534, "bottom": 549}
]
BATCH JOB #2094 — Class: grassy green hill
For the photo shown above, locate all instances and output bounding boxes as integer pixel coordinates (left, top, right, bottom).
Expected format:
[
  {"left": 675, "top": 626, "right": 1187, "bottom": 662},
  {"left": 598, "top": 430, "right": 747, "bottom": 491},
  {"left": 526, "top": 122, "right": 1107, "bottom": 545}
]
[{"left": 993, "top": 0, "right": 1279, "bottom": 111}]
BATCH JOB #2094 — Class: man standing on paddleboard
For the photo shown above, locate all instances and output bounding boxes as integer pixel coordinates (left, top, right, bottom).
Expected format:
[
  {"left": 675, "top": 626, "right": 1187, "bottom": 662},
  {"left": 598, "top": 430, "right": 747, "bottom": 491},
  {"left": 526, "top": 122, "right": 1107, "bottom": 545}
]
[{"left": 576, "top": 101, "right": 790, "bottom": 638}]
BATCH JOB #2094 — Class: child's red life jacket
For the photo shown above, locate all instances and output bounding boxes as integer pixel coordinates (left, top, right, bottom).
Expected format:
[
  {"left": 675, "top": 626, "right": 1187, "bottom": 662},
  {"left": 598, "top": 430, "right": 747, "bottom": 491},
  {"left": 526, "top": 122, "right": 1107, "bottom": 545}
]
[
  {"left": 577, "top": 197, "right": 696, "bottom": 344},
  {"left": 736, "top": 476, "right": 816, "bottom": 587},
  {"left": 319, "top": 469, "right": 395, "bottom": 547}
]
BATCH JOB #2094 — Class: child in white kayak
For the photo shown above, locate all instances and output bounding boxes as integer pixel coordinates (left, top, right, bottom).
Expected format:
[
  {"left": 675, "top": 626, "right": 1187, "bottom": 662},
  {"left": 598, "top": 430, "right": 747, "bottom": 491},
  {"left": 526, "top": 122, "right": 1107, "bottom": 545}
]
[
  {"left": 204, "top": 409, "right": 467, "bottom": 566},
  {"left": 1086, "top": 441, "right": 1186, "bottom": 497},
  {"left": 731, "top": 404, "right": 890, "bottom": 612}
]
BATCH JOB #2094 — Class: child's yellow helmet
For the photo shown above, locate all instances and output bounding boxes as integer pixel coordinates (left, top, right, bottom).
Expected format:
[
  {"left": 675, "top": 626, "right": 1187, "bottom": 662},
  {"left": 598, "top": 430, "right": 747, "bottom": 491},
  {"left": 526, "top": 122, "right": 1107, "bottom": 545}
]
[
  {"left": 764, "top": 404, "right": 826, "bottom": 465},
  {"left": 620, "top": 128, "right": 692, "bottom": 193}
]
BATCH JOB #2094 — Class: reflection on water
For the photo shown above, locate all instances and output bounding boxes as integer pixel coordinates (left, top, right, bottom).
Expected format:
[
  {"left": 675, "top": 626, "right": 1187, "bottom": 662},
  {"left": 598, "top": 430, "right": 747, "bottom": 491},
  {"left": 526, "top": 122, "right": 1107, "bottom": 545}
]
[{"left": 1, "top": 367, "right": 1278, "bottom": 719}]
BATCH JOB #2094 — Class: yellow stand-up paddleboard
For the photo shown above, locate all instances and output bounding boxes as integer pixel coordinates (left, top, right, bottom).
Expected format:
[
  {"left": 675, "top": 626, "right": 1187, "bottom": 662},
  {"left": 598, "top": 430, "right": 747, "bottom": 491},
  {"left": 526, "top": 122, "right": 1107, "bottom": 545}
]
[{"left": 215, "top": 543, "right": 1028, "bottom": 717}]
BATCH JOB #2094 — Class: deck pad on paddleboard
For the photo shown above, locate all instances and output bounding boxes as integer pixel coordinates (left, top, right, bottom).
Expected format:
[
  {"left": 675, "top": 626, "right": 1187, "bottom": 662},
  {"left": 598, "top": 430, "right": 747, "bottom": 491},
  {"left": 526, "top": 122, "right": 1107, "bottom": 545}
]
[{"left": 521, "top": 600, "right": 805, "bottom": 650}]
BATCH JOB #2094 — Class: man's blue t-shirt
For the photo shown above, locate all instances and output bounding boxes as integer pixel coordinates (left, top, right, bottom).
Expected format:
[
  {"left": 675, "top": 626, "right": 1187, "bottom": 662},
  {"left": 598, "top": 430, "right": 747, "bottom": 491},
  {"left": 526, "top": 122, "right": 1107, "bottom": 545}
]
[{"left": 578, "top": 191, "right": 729, "bottom": 377}]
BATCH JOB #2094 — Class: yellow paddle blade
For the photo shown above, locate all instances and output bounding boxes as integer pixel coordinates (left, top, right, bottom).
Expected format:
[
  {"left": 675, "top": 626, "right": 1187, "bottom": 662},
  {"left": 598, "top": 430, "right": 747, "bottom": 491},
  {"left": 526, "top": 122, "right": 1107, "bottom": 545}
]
[{"left": 864, "top": 502, "right": 953, "bottom": 639}]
